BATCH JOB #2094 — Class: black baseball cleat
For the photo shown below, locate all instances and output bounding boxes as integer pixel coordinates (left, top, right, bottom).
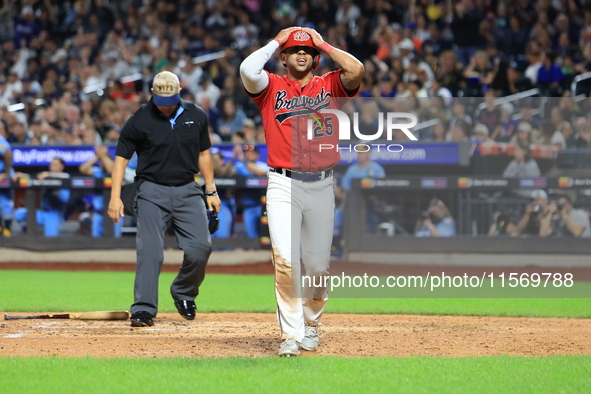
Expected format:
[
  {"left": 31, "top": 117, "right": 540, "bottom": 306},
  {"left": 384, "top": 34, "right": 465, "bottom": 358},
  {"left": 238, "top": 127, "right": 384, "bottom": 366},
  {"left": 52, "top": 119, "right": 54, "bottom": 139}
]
[
  {"left": 174, "top": 300, "right": 197, "bottom": 320},
  {"left": 130, "top": 311, "right": 154, "bottom": 327}
]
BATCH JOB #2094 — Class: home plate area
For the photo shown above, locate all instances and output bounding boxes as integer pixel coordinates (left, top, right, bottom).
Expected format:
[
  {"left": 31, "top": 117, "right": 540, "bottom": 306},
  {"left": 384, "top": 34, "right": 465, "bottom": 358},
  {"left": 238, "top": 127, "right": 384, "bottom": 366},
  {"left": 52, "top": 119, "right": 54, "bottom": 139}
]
[{"left": 1, "top": 313, "right": 590, "bottom": 358}]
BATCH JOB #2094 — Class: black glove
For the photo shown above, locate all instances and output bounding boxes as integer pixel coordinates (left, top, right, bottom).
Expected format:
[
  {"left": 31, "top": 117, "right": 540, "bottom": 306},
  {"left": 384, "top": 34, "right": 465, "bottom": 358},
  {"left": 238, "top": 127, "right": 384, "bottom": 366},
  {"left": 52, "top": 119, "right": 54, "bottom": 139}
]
[
  {"left": 207, "top": 210, "right": 220, "bottom": 234},
  {"left": 201, "top": 185, "right": 220, "bottom": 234}
]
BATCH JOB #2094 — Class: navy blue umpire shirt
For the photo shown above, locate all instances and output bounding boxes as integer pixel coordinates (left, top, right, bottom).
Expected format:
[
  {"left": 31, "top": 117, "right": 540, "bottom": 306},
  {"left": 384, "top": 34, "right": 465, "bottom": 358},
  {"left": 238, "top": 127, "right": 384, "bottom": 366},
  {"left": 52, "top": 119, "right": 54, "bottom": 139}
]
[{"left": 116, "top": 98, "right": 211, "bottom": 186}]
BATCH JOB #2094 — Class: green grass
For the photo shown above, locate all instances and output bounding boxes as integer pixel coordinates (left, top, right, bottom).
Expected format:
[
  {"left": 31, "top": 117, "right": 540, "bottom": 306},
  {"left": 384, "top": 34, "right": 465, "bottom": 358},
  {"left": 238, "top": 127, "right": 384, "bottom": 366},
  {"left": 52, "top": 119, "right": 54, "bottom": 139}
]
[
  {"left": 0, "top": 270, "right": 590, "bottom": 317},
  {"left": 1, "top": 356, "right": 590, "bottom": 393}
]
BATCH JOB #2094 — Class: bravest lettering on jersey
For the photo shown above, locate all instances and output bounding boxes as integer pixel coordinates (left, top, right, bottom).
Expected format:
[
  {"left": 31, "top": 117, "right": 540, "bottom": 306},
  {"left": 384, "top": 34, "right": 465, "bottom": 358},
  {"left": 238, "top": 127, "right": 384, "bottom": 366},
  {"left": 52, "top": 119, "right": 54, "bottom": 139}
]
[{"left": 274, "top": 88, "right": 331, "bottom": 124}]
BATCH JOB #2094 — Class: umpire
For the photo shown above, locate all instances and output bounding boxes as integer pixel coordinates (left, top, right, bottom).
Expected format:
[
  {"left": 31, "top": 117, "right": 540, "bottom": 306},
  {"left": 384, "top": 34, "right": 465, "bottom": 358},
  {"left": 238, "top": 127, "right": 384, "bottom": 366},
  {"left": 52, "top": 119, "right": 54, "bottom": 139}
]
[{"left": 108, "top": 71, "right": 221, "bottom": 327}]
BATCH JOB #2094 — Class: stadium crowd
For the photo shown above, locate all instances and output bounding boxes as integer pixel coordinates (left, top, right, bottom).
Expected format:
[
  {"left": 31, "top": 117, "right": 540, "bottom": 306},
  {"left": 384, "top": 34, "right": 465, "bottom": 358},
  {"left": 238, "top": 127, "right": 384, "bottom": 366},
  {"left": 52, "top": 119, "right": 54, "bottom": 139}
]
[
  {"left": 2, "top": 0, "right": 591, "bottom": 146},
  {"left": 1, "top": 0, "right": 591, "bottom": 239}
]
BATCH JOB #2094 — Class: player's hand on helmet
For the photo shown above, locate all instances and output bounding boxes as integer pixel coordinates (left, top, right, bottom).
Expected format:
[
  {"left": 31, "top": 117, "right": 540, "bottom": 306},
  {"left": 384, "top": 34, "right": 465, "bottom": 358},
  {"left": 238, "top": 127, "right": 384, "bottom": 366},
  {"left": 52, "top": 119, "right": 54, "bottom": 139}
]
[
  {"left": 301, "top": 27, "right": 325, "bottom": 49},
  {"left": 108, "top": 198, "right": 125, "bottom": 223},
  {"left": 274, "top": 26, "right": 302, "bottom": 45}
]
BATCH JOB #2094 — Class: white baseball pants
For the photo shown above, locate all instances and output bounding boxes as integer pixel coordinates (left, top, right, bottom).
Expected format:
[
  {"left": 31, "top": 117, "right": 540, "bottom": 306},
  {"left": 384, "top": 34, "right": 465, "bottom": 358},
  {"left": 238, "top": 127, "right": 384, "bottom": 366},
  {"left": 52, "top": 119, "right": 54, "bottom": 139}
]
[{"left": 266, "top": 171, "right": 335, "bottom": 342}]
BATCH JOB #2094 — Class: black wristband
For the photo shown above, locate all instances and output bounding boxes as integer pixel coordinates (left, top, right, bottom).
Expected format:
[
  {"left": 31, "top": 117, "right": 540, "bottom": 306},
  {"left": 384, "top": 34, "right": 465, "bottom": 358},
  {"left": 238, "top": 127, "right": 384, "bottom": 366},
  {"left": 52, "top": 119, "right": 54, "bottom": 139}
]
[{"left": 205, "top": 190, "right": 218, "bottom": 196}]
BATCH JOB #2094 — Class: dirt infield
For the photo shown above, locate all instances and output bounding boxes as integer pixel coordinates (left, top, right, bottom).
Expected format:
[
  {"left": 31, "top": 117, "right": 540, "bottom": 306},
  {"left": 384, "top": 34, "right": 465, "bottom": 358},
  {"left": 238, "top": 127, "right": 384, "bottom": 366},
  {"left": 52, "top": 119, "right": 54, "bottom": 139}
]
[
  {"left": 1, "top": 312, "right": 590, "bottom": 358},
  {"left": 2, "top": 261, "right": 590, "bottom": 358}
]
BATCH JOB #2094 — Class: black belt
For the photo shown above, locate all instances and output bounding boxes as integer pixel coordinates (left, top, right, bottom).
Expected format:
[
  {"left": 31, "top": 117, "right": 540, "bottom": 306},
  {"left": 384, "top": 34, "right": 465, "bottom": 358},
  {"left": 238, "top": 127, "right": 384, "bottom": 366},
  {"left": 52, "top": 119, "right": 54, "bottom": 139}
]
[{"left": 271, "top": 168, "right": 333, "bottom": 182}]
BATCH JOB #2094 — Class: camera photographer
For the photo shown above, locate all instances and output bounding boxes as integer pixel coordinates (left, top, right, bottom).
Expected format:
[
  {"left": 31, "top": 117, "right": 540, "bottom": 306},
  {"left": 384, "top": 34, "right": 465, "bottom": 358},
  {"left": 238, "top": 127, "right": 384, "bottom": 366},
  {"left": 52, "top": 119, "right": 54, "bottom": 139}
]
[
  {"left": 539, "top": 195, "right": 591, "bottom": 238},
  {"left": 487, "top": 210, "right": 517, "bottom": 236},
  {"left": 415, "top": 199, "right": 456, "bottom": 237},
  {"left": 514, "top": 189, "right": 547, "bottom": 236}
]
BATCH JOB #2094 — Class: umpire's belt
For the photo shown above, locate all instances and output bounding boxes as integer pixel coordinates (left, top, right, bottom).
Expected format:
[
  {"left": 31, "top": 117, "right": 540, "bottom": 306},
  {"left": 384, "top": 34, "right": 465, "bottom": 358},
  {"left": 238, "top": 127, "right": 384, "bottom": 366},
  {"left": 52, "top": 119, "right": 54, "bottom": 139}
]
[{"left": 271, "top": 168, "right": 333, "bottom": 182}]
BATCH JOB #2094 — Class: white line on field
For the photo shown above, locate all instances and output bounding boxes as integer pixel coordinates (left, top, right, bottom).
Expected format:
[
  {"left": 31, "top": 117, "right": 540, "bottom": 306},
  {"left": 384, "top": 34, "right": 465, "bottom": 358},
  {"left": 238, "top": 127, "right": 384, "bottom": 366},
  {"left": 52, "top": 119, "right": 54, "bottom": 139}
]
[{"left": 4, "top": 333, "right": 25, "bottom": 338}]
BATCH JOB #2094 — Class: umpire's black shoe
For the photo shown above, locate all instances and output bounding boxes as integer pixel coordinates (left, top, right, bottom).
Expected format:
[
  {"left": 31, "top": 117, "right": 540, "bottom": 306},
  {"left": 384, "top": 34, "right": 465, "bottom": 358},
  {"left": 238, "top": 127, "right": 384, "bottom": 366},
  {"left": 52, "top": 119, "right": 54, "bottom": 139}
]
[
  {"left": 174, "top": 300, "right": 196, "bottom": 320},
  {"left": 130, "top": 311, "right": 154, "bottom": 327}
]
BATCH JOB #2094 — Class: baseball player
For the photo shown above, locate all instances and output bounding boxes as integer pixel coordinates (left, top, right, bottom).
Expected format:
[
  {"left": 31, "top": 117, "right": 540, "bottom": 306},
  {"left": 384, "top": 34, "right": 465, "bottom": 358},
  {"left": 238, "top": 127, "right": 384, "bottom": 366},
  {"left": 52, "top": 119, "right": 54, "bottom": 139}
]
[{"left": 240, "top": 27, "right": 363, "bottom": 356}]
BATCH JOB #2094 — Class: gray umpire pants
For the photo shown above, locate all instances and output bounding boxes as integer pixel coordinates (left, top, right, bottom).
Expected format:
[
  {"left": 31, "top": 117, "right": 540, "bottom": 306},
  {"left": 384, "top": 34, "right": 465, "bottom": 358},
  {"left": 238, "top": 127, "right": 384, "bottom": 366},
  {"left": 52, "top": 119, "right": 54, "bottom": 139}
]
[{"left": 131, "top": 181, "right": 212, "bottom": 316}]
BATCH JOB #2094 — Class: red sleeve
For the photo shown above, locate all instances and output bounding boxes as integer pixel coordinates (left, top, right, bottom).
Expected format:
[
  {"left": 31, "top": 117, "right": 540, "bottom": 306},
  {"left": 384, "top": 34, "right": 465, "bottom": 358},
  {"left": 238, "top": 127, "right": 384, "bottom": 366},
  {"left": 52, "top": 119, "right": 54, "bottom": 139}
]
[{"left": 324, "top": 69, "right": 359, "bottom": 98}]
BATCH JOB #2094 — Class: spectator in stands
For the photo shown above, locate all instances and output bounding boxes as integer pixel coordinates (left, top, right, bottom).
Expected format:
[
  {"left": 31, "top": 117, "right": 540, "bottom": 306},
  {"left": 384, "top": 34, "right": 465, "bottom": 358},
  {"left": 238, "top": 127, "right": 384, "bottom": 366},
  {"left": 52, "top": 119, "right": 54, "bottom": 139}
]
[
  {"left": 231, "top": 12, "right": 260, "bottom": 51},
  {"left": 78, "top": 145, "right": 121, "bottom": 238},
  {"left": 575, "top": 42, "right": 591, "bottom": 77},
  {"left": 13, "top": 6, "right": 40, "bottom": 49},
  {"left": 509, "top": 121, "right": 537, "bottom": 146},
  {"left": 233, "top": 145, "right": 268, "bottom": 238},
  {"left": 407, "top": 79, "right": 428, "bottom": 98},
  {"left": 574, "top": 117, "right": 591, "bottom": 148},
  {"left": 503, "top": 65, "right": 534, "bottom": 96},
  {"left": 103, "top": 124, "right": 121, "bottom": 146},
  {"left": 463, "top": 51, "right": 494, "bottom": 90},
  {"left": 199, "top": 96, "right": 220, "bottom": 136},
  {"left": 518, "top": 99, "right": 541, "bottom": 130},
  {"left": 550, "top": 121, "right": 576, "bottom": 149},
  {"left": 6, "top": 71, "right": 22, "bottom": 100},
  {"left": 496, "top": 15, "right": 529, "bottom": 58},
  {"left": 20, "top": 75, "right": 42, "bottom": 100},
  {"left": 403, "top": 57, "right": 435, "bottom": 87},
  {"left": 217, "top": 98, "right": 247, "bottom": 142},
  {"left": 208, "top": 124, "right": 222, "bottom": 146},
  {"left": 560, "top": 122, "right": 577, "bottom": 148},
  {"left": 422, "top": 23, "right": 452, "bottom": 58},
  {"left": 7, "top": 122, "right": 29, "bottom": 144},
  {"left": 415, "top": 198, "right": 456, "bottom": 237},
  {"left": 495, "top": 103, "right": 517, "bottom": 142},
  {"left": 357, "top": 101, "right": 382, "bottom": 135},
  {"left": 427, "top": 119, "right": 447, "bottom": 142},
  {"left": 241, "top": 118, "right": 258, "bottom": 145},
  {"left": 211, "top": 147, "right": 236, "bottom": 239},
  {"left": 450, "top": 0, "right": 483, "bottom": 66},
  {"left": 231, "top": 131, "right": 246, "bottom": 145},
  {"left": 196, "top": 73, "right": 220, "bottom": 108},
  {"left": 449, "top": 100, "right": 472, "bottom": 131},
  {"left": 524, "top": 40, "right": 543, "bottom": 86},
  {"left": 559, "top": 94, "right": 582, "bottom": 126},
  {"left": 477, "top": 92, "right": 501, "bottom": 140},
  {"left": 538, "top": 121, "right": 555, "bottom": 146},
  {"left": 540, "top": 195, "right": 591, "bottom": 238},
  {"left": 448, "top": 119, "right": 470, "bottom": 142},
  {"left": 179, "top": 56, "right": 203, "bottom": 93},
  {"left": 0, "top": 76, "right": 13, "bottom": 104},
  {"left": 515, "top": 189, "right": 548, "bottom": 237},
  {"left": 377, "top": 73, "right": 397, "bottom": 99},
  {"left": 471, "top": 123, "right": 494, "bottom": 144},
  {"left": 14, "top": 157, "right": 70, "bottom": 237},
  {"left": 340, "top": 151, "right": 386, "bottom": 192},
  {"left": 435, "top": 50, "right": 465, "bottom": 96},
  {"left": 425, "top": 79, "right": 453, "bottom": 106},
  {"left": 502, "top": 142, "right": 541, "bottom": 178},
  {"left": 537, "top": 50, "right": 564, "bottom": 95},
  {"left": 335, "top": 0, "right": 361, "bottom": 25},
  {"left": 0, "top": 120, "right": 14, "bottom": 236}
]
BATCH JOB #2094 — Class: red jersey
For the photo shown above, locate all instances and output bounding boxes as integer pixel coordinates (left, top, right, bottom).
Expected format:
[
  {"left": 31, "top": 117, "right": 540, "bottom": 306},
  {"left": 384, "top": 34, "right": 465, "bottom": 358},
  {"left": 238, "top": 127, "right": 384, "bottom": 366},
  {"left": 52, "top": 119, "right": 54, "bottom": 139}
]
[{"left": 250, "top": 70, "right": 358, "bottom": 172}]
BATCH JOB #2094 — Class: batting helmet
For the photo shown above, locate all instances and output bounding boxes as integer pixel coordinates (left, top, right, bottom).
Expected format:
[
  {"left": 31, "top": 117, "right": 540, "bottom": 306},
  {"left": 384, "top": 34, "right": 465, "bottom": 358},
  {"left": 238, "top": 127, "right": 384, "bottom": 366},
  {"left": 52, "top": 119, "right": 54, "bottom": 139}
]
[{"left": 281, "top": 30, "right": 321, "bottom": 70}]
